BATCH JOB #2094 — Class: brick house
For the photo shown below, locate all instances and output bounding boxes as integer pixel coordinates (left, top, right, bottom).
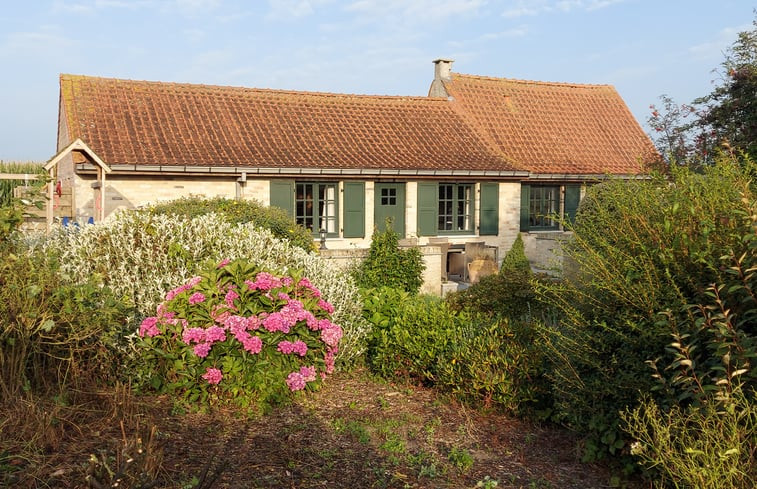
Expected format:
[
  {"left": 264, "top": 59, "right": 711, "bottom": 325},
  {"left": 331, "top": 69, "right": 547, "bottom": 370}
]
[{"left": 49, "top": 59, "right": 656, "bottom": 292}]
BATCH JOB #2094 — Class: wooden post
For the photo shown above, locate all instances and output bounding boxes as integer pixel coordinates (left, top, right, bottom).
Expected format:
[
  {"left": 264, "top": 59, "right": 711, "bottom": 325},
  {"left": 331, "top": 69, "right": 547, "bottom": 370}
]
[{"left": 47, "top": 168, "right": 54, "bottom": 233}]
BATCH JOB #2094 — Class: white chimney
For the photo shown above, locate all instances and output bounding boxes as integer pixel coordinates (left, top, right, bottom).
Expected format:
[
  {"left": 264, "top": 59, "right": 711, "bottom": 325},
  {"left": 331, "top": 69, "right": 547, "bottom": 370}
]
[
  {"left": 433, "top": 58, "right": 454, "bottom": 81},
  {"left": 429, "top": 58, "right": 454, "bottom": 98}
]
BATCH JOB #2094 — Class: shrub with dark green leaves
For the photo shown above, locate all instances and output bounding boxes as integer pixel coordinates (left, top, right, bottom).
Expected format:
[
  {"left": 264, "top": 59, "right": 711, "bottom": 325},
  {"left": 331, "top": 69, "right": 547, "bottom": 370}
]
[
  {"left": 367, "top": 293, "right": 459, "bottom": 383},
  {"left": 436, "top": 318, "right": 552, "bottom": 416},
  {"left": 148, "top": 196, "right": 315, "bottom": 251},
  {"left": 352, "top": 223, "right": 425, "bottom": 294},
  {"left": 362, "top": 287, "right": 549, "bottom": 415},
  {"left": 500, "top": 233, "right": 531, "bottom": 274}
]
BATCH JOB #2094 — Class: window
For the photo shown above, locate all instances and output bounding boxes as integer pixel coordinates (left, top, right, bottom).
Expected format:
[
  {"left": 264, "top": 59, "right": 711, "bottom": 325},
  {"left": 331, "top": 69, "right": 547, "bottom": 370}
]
[
  {"left": 529, "top": 186, "right": 559, "bottom": 230},
  {"left": 438, "top": 183, "right": 473, "bottom": 233},
  {"left": 520, "top": 184, "right": 582, "bottom": 232},
  {"left": 380, "top": 187, "right": 397, "bottom": 206},
  {"left": 295, "top": 182, "right": 338, "bottom": 235}
]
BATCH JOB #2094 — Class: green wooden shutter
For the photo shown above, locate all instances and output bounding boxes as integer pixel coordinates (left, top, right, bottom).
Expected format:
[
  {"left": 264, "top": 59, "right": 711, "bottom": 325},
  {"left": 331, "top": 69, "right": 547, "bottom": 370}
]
[
  {"left": 270, "top": 180, "right": 294, "bottom": 217},
  {"left": 343, "top": 181, "right": 365, "bottom": 238},
  {"left": 417, "top": 182, "right": 438, "bottom": 237},
  {"left": 564, "top": 185, "right": 581, "bottom": 226},
  {"left": 479, "top": 183, "right": 499, "bottom": 235},
  {"left": 519, "top": 184, "right": 530, "bottom": 232}
]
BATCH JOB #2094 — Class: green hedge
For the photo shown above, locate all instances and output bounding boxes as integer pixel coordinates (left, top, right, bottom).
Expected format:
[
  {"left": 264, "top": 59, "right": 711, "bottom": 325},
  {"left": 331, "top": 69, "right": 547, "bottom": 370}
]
[{"left": 147, "top": 196, "right": 315, "bottom": 252}]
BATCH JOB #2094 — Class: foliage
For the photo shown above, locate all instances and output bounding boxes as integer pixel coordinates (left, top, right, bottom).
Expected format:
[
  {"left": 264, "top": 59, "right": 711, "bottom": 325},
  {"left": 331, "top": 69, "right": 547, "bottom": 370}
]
[
  {"left": 148, "top": 196, "right": 316, "bottom": 252},
  {"left": 367, "top": 293, "right": 460, "bottom": 383},
  {"left": 536, "top": 156, "right": 756, "bottom": 461},
  {"left": 41, "top": 211, "right": 369, "bottom": 366},
  {"left": 0, "top": 200, "right": 25, "bottom": 243},
  {"left": 352, "top": 223, "right": 425, "bottom": 294},
  {"left": 136, "top": 259, "right": 341, "bottom": 409},
  {"left": 362, "top": 287, "right": 547, "bottom": 415},
  {"left": 447, "top": 234, "right": 538, "bottom": 320},
  {"left": 0, "top": 161, "right": 45, "bottom": 208},
  {"left": 647, "top": 95, "right": 707, "bottom": 166},
  {"left": 0, "top": 244, "right": 132, "bottom": 399},
  {"left": 694, "top": 14, "right": 757, "bottom": 161},
  {"left": 436, "top": 318, "right": 551, "bottom": 416},
  {"left": 622, "top": 389, "right": 756, "bottom": 488},
  {"left": 500, "top": 233, "right": 531, "bottom": 274},
  {"left": 647, "top": 16, "right": 757, "bottom": 164}
]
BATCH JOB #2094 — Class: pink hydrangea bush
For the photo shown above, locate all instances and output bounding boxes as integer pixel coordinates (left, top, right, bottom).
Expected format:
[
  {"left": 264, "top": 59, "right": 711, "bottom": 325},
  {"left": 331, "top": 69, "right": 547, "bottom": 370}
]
[{"left": 136, "top": 259, "right": 342, "bottom": 407}]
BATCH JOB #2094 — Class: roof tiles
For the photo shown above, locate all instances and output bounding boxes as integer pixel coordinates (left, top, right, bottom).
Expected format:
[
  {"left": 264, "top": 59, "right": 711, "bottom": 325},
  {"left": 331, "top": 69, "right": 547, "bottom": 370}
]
[
  {"left": 442, "top": 73, "right": 657, "bottom": 175},
  {"left": 59, "top": 74, "right": 516, "bottom": 172}
]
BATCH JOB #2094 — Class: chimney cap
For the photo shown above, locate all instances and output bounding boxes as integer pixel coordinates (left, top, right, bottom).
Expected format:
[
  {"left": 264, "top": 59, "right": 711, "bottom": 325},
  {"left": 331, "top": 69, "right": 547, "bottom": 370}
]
[{"left": 433, "top": 58, "right": 454, "bottom": 64}]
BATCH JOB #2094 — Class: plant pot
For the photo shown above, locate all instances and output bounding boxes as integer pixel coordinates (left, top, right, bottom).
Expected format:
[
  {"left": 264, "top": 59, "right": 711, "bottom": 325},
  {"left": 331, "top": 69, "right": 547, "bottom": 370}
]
[{"left": 467, "top": 258, "right": 497, "bottom": 284}]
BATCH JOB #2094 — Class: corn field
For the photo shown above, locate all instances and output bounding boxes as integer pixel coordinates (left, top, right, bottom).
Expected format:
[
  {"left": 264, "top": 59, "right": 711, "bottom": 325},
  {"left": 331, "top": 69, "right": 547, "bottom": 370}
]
[{"left": 0, "top": 161, "right": 46, "bottom": 207}]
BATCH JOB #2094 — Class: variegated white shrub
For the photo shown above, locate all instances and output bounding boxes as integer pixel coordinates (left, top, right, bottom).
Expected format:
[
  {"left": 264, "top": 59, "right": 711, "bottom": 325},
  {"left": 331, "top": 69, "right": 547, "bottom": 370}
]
[{"left": 42, "top": 210, "right": 369, "bottom": 365}]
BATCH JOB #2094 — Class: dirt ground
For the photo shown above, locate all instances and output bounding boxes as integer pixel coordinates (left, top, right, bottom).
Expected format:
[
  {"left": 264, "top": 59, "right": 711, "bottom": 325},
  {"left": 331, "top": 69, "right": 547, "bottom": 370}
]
[{"left": 6, "top": 370, "right": 641, "bottom": 488}]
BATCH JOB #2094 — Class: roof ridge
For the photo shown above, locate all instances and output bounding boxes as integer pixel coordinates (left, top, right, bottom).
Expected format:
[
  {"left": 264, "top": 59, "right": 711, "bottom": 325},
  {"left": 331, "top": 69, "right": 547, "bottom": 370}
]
[
  {"left": 59, "top": 73, "right": 448, "bottom": 103},
  {"left": 450, "top": 72, "right": 615, "bottom": 89}
]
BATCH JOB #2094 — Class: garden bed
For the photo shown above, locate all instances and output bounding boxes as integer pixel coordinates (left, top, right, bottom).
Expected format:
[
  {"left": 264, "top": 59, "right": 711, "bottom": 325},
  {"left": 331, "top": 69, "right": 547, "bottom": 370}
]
[{"left": 6, "top": 370, "right": 638, "bottom": 488}]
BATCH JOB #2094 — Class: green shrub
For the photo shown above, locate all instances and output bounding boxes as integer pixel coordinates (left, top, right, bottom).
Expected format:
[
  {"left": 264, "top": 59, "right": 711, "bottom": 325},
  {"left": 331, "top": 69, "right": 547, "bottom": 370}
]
[
  {"left": 368, "top": 293, "right": 460, "bottom": 383},
  {"left": 136, "top": 259, "right": 341, "bottom": 409},
  {"left": 500, "top": 233, "right": 531, "bottom": 274},
  {"left": 0, "top": 245, "right": 132, "bottom": 398},
  {"left": 147, "top": 196, "right": 316, "bottom": 252},
  {"left": 622, "top": 389, "right": 757, "bottom": 488},
  {"left": 362, "top": 287, "right": 548, "bottom": 415},
  {"left": 40, "top": 211, "right": 369, "bottom": 367},
  {"left": 436, "top": 318, "right": 551, "bottom": 415},
  {"left": 536, "top": 155, "right": 757, "bottom": 462},
  {"left": 352, "top": 223, "right": 425, "bottom": 294}
]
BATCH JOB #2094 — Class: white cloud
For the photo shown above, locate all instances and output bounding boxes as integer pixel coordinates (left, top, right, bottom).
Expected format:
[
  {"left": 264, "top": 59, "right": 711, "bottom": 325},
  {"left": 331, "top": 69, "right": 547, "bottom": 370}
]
[
  {"left": 266, "top": 0, "right": 333, "bottom": 20},
  {"left": 478, "top": 26, "right": 528, "bottom": 40},
  {"left": 346, "top": 0, "right": 485, "bottom": 22},
  {"left": 0, "top": 27, "right": 78, "bottom": 58},
  {"left": 502, "top": 0, "right": 624, "bottom": 18},
  {"left": 688, "top": 24, "right": 750, "bottom": 61}
]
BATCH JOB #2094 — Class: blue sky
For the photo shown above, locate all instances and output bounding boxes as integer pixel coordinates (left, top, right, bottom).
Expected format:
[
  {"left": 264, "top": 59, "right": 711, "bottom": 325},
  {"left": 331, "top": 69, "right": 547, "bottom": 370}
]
[{"left": 0, "top": 0, "right": 753, "bottom": 161}]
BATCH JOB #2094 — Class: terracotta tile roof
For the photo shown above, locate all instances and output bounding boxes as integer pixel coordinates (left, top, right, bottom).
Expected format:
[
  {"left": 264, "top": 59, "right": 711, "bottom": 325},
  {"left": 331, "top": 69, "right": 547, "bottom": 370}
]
[
  {"left": 442, "top": 73, "right": 657, "bottom": 175},
  {"left": 59, "top": 74, "right": 517, "bottom": 173}
]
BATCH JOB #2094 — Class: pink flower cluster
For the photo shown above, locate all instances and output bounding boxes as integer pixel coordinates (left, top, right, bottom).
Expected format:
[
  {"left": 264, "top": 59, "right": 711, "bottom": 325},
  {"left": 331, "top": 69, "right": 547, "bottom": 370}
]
[
  {"left": 277, "top": 340, "right": 308, "bottom": 356},
  {"left": 245, "top": 272, "right": 282, "bottom": 291},
  {"left": 165, "top": 276, "right": 202, "bottom": 301},
  {"left": 141, "top": 262, "right": 344, "bottom": 390},
  {"left": 224, "top": 314, "right": 263, "bottom": 354},
  {"left": 138, "top": 316, "right": 160, "bottom": 338},
  {"left": 202, "top": 367, "right": 223, "bottom": 385},
  {"left": 286, "top": 365, "right": 318, "bottom": 391},
  {"left": 182, "top": 325, "right": 227, "bottom": 358}
]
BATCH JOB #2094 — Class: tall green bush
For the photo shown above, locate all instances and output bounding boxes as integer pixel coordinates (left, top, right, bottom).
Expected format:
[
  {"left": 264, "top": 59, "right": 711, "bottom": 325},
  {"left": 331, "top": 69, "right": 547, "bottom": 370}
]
[
  {"left": 537, "top": 155, "right": 757, "bottom": 462},
  {"left": 0, "top": 244, "right": 131, "bottom": 398},
  {"left": 352, "top": 223, "right": 425, "bottom": 294},
  {"left": 147, "top": 196, "right": 316, "bottom": 252},
  {"left": 40, "top": 211, "right": 369, "bottom": 366},
  {"left": 500, "top": 233, "right": 531, "bottom": 274}
]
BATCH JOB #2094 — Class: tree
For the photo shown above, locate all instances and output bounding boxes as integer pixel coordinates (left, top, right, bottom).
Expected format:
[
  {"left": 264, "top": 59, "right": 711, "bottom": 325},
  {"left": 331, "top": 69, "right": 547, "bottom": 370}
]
[
  {"left": 648, "top": 14, "right": 757, "bottom": 165},
  {"left": 695, "top": 14, "right": 757, "bottom": 160}
]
